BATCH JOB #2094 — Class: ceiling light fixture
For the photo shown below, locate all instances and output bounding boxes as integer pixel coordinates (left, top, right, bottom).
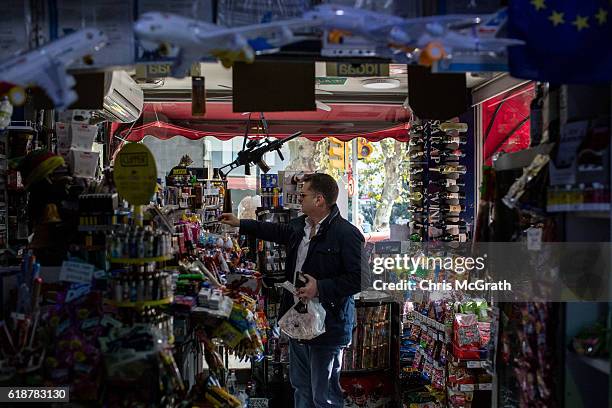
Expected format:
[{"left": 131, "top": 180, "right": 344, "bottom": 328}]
[{"left": 362, "top": 78, "right": 401, "bottom": 90}]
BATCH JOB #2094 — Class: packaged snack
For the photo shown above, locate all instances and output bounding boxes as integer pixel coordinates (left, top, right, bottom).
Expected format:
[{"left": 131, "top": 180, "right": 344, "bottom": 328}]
[{"left": 454, "top": 314, "right": 481, "bottom": 348}]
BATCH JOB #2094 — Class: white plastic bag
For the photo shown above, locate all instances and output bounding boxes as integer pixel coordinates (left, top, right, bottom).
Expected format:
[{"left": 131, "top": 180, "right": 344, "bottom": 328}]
[{"left": 278, "top": 299, "right": 326, "bottom": 340}]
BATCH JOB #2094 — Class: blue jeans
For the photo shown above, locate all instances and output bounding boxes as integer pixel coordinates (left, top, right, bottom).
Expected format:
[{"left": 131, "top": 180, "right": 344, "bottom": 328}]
[{"left": 289, "top": 340, "right": 345, "bottom": 408}]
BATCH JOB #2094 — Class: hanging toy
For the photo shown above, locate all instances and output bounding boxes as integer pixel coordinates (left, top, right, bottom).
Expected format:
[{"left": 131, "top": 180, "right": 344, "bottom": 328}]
[{"left": 224, "top": 236, "right": 233, "bottom": 251}]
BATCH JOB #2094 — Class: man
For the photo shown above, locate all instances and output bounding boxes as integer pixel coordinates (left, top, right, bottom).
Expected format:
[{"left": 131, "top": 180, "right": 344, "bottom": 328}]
[{"left": 219, "top": 173, "right": 365, "bottom": 408}]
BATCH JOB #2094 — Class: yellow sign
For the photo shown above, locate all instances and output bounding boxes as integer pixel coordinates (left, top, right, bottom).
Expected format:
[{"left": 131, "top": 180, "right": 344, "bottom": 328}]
[{"left": 114, "top": 143, "right": 157, "bottom": 205}]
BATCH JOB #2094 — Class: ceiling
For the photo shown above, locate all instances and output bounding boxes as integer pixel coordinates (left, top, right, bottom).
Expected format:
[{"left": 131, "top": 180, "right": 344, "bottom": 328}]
[
  {"left": 138, "top": 61, "right": 493, "bottom": 104},
  {"left": 127, "top": 62, "right": 494, "bottom": 142}
]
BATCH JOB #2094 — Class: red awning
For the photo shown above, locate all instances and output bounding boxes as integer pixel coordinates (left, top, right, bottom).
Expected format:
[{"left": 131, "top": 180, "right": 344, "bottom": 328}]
[
  {"left": 115, "top": 102, "right": 411, "bottom": 142},
  {"left": 482, "top": 84, "right": 534, "bottom": 166}
]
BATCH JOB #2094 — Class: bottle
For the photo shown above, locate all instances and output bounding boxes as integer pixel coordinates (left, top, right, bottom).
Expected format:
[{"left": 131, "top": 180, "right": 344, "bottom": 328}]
[
  {"left": 439, "top": 122, "right": 468, "bottom": 133},
  {"left": 430, "top": 135, "right": 467, "bottom": 145},
  {"left": 429, "top": 179, "right": 465, "bottom": 188},
  {"left": 409, "top": 150, "right": 425, "bottom": 160},
  {"left": 430, "top": 165, "right": 467, "bottom": 175},
  {"left": 439, "top": 192, "right": 466, "bottom": 200},
  {"left": 409, "top": 180, "right": 424, "bottom": 188},
  {"left": 410, "top": 232, "right": 423, "bottom": 242},
  {"left": 227, "top": 370, "right": 237, "bottom": 395},
  {"left": 0, "top": 97, "right": 12, "bottom": 130},
  {"left": 440, "top": 204, "right": 463, "bottom": 213},
  {"left": 409, "top": 192, "right": 423, "bottom": 202},
  {"left": 409, "top": 167, "right": 424, "bottom": 175},
  {"left": 439, "top": 233, "right": 459, "bottom": 242},
  {"left": 439, "top": 150, "right": 466, "bottom": 159}
]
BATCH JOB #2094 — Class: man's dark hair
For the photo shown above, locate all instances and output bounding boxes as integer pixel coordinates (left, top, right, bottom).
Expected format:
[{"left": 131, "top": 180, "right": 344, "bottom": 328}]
[{"left": 302, "top": 173, "right": 339, "bottom": 207}]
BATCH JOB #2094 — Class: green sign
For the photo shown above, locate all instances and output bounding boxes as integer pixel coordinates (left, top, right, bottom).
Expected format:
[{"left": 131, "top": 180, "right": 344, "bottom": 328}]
[{"left": 315, "top": 77, "right": 348, "bottom": 86}]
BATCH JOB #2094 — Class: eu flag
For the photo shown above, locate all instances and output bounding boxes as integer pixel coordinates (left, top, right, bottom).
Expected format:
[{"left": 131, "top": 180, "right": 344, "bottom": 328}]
[{"left": 507, "top": 0, "right": 612, "bottom": 83}]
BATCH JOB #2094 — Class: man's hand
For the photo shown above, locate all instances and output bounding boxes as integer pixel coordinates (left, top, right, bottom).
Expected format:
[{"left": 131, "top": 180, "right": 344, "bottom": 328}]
[
  {"left": 218, "top": 213, "right": 240, "bottom": 227},
  {"left": 297, "top": 274, "right": 318, "bottom": 301}
]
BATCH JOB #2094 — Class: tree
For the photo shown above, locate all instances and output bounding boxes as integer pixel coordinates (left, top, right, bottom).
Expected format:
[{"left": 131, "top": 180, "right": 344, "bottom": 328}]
[{"left": 360, "top": 139, "right": 409, "bottom": 230}]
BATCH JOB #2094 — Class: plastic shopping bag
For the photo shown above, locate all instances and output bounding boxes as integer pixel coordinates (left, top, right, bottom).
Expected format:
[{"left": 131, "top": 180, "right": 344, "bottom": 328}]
[{"left": 278, "top": 299, "right": 326, "bottom": 340}]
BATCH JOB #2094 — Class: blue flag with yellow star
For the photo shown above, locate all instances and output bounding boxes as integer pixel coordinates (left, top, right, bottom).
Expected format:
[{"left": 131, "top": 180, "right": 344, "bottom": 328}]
[{"left": 507, "top": 0, "right": 611, "bottom": 83}]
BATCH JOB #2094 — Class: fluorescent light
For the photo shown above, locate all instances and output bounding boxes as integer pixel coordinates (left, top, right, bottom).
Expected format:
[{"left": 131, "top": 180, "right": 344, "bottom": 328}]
[{"left": 362, "top": 78, "right": 401, "bottom": 89}]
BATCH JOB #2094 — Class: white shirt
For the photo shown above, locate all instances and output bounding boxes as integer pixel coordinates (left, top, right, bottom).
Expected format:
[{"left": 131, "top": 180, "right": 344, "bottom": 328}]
[{"left": 294, "top": 214, "right": 329, "bottom": 284}]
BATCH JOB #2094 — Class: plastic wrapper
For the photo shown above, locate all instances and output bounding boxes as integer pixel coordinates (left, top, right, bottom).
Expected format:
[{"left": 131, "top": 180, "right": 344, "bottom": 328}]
[
  {"left": 278, "top": 299, "right": 326, "bottom": 340},
  {"left": 454, "top": 313, "right": 481, "bottom": 348}
]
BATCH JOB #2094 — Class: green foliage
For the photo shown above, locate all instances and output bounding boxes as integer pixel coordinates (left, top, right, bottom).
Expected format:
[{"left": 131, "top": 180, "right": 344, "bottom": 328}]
[{"left": 358, "top": 139, "right": 410, "bottom": 228}]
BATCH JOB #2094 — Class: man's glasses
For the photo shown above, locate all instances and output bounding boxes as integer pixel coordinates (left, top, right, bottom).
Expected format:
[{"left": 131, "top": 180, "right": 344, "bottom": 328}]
[{"left": 299, "top": 192, "right": 317, "bottom": 199}]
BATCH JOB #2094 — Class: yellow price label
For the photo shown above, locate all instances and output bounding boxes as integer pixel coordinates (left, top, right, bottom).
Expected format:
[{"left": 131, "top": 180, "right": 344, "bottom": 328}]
[{"left": 114, "top": 143, "right": 157, "bottom": 205}]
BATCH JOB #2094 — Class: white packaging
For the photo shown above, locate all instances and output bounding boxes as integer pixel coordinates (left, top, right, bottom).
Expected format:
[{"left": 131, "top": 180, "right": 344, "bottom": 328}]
[
  {"left": 70, "top": 149, "right": 99, "bottom": 178},
  {"left": 70, "top": 123, "right": 98, "bottom": 150},
  {"left": 55, "top": 122, "right": 71, "bottom": 153}
]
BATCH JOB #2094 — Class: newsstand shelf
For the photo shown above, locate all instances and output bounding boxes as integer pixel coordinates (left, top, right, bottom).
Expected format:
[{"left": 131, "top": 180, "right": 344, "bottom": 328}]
[
  {"left": 411, "top": 311, "right": 446, "bottom": 331},
  {"left": 449, "top": 383, "right": 493, "bottom": 391},
  {"left": 109, "top": 255, "right": 173, "bottom": 264},
  {"left": 105, "top": 297, "right": 173, "bottom": 308}
]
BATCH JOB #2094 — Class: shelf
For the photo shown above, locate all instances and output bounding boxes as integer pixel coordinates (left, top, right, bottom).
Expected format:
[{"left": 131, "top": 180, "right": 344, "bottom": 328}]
[
  {"left": 573, "top": 354, "right": 610, "bottom": 375},
  {"left": 449, "top": 383, "right": 493, "bottom": 392},
  {"left": 109, "top": 255, "right": 173, "bottom": 264},
  {"left": 78, "top": 225, "right": 116, "bottom": 232},
  {"left": 450, "top": 358, "right": 489, "bottom": 368},
  {"left": 105, "top": 297, "right": 173, "bottom": 308},
  {"left": 564, "top": 211, "right": 610, "bottom": 219},
  {"left": 493, "top": 143, "right": 555, "bottom": 171},
  {"left": 411, "top": 311, "right": 446, "bottom": 331}
]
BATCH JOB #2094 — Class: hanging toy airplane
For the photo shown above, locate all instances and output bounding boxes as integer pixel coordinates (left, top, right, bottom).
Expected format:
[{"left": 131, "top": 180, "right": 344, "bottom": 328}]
[
  {"left": 0, "top": 29, "right": 108, "bottom": 109},
  {"left": 303, "top": 5, "right": 523, "bottom": 66},
  {"left": 134, "top": 12, "right": 320, "bottom": 77}
]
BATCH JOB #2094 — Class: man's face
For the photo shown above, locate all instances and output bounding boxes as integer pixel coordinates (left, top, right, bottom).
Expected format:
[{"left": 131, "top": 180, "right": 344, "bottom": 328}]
[{"left": 298, "top": 181, "right": 322, "bottom": 216}]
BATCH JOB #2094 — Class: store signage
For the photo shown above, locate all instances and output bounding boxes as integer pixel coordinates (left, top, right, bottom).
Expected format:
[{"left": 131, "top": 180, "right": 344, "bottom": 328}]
[
  {"left": 315, "top": 77, "right": 348, "bottom": 86},
  {"left": 114, "top": 143, "right": 158, "bottom": 205},
  {"left": 170, "top": 166, "right": 188, "bottom": 176},
  {"left": 59, "top": 261, "right": 94, "bottom": 284},
  {"left": 135, "top": 63, "right": 173, "bottom": 79},
  {"left": 326, "top": 62, "right": 389, "bottom": 77},
  {"left": 374, "top": 241, "right": 402, "bottom": 254}
]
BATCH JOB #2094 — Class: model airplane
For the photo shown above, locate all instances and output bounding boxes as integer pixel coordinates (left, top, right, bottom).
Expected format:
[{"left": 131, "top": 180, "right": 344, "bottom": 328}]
[
  {"left": 134, "top": 12, "right": 320, "bottom": 77},
  {"left": 303, "top": 5, "right": 523, "bottom": 66},
  {"left": 0, "top": 29, "right": 108, "bottom": 109}
]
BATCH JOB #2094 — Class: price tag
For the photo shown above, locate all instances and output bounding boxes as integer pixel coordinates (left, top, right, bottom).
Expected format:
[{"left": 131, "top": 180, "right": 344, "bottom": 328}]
[
  {"left": 527, "top": 227, "right": 542, "bottom": 251},
  {"left": 59, "top": 261, "right": 94, "bottom": 284},
  {"left": 479, "top": 383, "right": 493, "bottom": 390},
  {"left": 114, "top": 143, "right": 157, "bottom": 205},
  {"left": 249, "top": 398, "right": 269, "bottom": 408},
  {"left": 460, "top": 384, "right": 475, "bottom": 391},
  {"left": 467, "top": 361, "right": 482, "bottom": 368}
]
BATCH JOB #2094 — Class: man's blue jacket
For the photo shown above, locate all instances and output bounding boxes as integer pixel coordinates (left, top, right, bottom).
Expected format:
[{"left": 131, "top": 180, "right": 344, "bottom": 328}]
[{"left": 240, "top": 204, "right": 366, "bottom": 346}]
